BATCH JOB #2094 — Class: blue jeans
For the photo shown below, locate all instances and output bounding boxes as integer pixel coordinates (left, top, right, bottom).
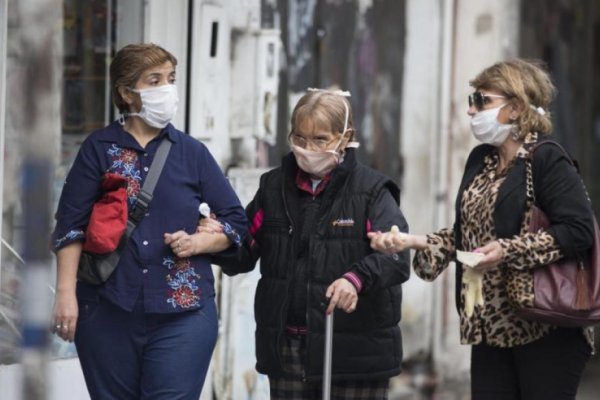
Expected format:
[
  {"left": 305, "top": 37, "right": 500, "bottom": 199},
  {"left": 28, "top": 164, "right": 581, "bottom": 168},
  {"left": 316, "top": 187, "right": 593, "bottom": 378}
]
[{"left": 74, "top": 289, "right": 218, "bottom": 400}]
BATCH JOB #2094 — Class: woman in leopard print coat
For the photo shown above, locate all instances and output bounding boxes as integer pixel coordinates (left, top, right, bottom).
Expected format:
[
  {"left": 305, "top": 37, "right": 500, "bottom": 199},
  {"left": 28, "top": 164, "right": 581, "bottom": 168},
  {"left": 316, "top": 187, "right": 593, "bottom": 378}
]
[{"left": 368, "top": 59, "right": 595, "bottom": 400}]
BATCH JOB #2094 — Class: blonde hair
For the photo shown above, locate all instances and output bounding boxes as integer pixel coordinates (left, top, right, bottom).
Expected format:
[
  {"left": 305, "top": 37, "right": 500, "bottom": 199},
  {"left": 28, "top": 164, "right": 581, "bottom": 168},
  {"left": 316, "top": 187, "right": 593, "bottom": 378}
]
[
  {"left": 290, "top": 91, "right": 355, "bottom": 140},
  {"left": 110, "top": 43, "right": 178, "bottom": 113},
  {"left": 470, "top": 58, "right": 556, "bottom": 137}
]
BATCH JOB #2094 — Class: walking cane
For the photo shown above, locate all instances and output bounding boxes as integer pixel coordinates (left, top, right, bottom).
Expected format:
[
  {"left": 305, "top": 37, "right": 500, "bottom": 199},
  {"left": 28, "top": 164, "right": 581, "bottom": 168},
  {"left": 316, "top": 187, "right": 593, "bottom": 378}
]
[{"left": 322, "top": 311, "right": 334, "bottom": 400}]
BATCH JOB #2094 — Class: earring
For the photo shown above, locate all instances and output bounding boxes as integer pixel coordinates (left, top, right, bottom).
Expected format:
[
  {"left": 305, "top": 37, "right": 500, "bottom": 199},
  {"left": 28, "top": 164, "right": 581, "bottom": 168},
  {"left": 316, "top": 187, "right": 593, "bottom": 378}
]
[{"left": 511, "top": 124, "right": 520, "bottom": 141}]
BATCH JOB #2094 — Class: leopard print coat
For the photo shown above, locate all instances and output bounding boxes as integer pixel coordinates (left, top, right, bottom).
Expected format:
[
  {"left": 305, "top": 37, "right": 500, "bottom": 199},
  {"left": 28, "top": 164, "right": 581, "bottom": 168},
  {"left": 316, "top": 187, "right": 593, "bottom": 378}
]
[{"left": 413, "top": 133, "right": 594, "bottom": 350}]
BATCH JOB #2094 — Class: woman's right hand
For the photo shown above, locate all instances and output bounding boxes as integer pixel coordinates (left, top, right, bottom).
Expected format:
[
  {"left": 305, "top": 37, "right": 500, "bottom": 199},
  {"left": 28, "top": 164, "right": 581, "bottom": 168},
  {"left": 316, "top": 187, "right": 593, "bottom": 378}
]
[
  {"left": 367, "top": 229, "right": 427, "bottom": 255},
  {"left": 52, "top": 288, "right": 78, "bottom": 342},
  {"left": 367, "top": 230, "right": 408, "bottom": 255},
  {"left": 197, "top": 216, "right": 223, "bottom": 234},
  {"left": 53, "top": 243, "right": 82, "bottom": 342}
]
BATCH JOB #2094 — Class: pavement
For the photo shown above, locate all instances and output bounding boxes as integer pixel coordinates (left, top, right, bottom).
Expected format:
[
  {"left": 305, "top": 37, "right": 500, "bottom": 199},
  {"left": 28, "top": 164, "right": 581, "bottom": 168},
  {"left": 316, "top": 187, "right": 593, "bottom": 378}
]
[{"left": 390, "top": 351, "right": 599, "bottom": 399}]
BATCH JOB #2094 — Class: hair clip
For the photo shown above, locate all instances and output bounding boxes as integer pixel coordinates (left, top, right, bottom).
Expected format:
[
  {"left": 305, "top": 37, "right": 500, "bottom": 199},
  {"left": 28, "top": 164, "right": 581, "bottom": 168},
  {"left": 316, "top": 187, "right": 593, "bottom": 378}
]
[
  {"left": 307, "top": 87, "right": 351, "bottom": 97},
  {"left": 530, "top": 105, "right": 546, "bottom": 116}
]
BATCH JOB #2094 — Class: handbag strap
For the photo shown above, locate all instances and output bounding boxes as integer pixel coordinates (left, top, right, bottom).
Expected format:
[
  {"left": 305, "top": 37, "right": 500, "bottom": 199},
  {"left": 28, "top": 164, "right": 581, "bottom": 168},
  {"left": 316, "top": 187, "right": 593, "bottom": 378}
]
[
  {"left": 125, "top": 139, "right": 172, "bottom": 237},
  {"left": 526, "top": 140, "right": 589, "bottom": 204}
]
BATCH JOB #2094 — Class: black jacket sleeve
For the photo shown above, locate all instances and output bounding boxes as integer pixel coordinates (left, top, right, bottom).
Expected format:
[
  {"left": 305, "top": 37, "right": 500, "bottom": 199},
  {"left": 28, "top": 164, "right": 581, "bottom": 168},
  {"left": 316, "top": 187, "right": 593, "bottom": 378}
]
[
  {"left": 533, "top": 143, "right": 594, "bottom": 259},
  {"left": 348, "top": 184, "right": 411, "bottom": 293},
  {"left": 211, "top": 178, "right": 264, "bottom": 276}
]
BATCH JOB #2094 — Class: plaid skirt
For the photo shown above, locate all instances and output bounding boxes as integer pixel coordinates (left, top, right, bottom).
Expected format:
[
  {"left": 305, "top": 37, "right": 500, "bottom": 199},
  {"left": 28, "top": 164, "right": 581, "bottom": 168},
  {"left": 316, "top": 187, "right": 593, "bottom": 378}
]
[{"left": 269, "top": 333, "right": 389, "bottom": 400}]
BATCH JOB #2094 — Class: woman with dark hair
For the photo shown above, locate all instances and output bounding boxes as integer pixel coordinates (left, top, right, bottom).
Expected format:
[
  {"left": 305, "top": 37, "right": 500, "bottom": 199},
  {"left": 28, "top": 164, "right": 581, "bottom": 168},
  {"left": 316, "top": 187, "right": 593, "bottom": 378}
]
[{"left": 51, "top": 43, "right": 247, "bottom": 399}]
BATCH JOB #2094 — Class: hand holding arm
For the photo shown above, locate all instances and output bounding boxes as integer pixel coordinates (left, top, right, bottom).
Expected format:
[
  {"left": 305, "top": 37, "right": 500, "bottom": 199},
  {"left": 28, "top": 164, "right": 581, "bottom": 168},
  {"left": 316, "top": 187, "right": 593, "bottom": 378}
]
[
  {"left": 197, "top": 216, "right": 223, "bottom": 234},
  {"left": 367, "top": 228, "right": 428, "bottom": 255},
  {"left": 165, "top": 228, "right": 232, "bottom": 257}
]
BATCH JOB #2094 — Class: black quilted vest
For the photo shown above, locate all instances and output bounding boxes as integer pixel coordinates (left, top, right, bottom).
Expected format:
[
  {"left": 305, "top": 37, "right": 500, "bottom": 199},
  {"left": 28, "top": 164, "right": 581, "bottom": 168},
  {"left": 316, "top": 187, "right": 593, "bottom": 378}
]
[{"left": 254, "top": 150, "right": 404, "bottom": 380}]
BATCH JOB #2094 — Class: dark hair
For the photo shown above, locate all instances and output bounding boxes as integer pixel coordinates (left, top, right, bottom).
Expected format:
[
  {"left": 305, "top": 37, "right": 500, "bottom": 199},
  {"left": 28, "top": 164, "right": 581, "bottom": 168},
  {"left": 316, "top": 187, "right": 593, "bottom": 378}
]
[{"left": 110, "top": 43, "right": 178, "bottom": 113}]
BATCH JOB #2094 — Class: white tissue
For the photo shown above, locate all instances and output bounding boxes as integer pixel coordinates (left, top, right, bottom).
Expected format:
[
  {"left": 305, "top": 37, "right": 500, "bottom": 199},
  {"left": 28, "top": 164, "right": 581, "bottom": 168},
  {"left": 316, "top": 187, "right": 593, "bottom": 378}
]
[{"left": 199, "top": 202, "right": 211, "bottom": 218}]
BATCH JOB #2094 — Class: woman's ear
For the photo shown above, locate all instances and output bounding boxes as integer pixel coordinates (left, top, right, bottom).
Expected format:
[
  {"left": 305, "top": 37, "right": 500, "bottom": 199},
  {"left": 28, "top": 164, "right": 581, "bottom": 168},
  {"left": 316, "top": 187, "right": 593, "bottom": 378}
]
[
  {"left": 118, "top": 86, "right": 133, "bottom": 107},
  {"left": 509, "top": 102, "right": 523, "bottom": 120},
  {"left": 339, "top": 129, "right": 353, "bottom": 148}
]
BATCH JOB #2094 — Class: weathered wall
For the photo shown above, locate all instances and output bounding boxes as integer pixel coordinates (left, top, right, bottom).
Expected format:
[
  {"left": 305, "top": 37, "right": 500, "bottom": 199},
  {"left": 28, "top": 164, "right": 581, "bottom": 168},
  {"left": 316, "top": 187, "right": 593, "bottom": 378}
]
[
  {"left": 266, "top": 0, "right": 406, "bottom": 182},
  {"left": 520, "top": 0, "right": 600, "bottom": 213}
]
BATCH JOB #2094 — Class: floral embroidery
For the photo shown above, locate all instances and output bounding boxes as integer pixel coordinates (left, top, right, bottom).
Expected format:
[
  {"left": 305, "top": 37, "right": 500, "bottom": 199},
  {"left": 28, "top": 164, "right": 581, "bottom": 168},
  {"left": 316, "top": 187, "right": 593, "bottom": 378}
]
[
  {"left": 54, "top": 229, "right": 85, "bottom": 250},
  {"left": 222, "top": 221, "right": 242, "bottom": 247},
  {"left": 127, "top": 177, "right": 141, "bottom": 199},
  {"left": 107, "top": 144, "right": 142, "bottom": 206},
  {"left": 164, "top": 256, "right": 202, "bottom": 309}
]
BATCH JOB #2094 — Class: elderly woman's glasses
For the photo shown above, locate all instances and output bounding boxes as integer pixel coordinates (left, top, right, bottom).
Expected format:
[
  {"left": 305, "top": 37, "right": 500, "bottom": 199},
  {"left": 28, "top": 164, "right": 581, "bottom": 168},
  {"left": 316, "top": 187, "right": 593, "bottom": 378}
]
[
  {"left": 468, "top": 92, "right": 506, "bottom": 111},
  {"left": 289, "top": 133, "right": 338, "bottom": 150}
]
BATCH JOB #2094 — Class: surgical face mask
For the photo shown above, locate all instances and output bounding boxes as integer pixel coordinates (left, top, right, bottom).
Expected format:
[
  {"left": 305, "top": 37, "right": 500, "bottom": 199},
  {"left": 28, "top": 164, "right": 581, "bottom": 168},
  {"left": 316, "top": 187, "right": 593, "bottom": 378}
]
[
  {"left": 290, "top": 99, "right": 358, "bottom": 178},
  {"left": 291, "top": 133, "right": 346, "bottom": 178},
  {"left": 127, "top": 84, "right": 179, "bottom": 128},
  {"left": 470, "top": 104, "right": 512, "bottom": 146}
]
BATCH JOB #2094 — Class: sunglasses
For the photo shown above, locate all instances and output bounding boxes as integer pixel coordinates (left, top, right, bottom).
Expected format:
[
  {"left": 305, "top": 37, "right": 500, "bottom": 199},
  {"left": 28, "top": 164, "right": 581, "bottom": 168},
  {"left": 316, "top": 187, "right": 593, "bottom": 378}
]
[{"left": 468, "top": 92, "right": 506, "bottom": 111}]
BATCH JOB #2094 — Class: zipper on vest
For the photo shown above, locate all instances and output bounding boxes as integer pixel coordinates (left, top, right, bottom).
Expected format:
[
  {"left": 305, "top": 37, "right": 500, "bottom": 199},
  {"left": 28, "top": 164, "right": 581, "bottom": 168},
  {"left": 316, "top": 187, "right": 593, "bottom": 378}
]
[
  {"left": 281, "top": 183, "right": 294, "bottom": 235},
  {"left": 280, "top": 180, "right": 296, "bottom": 376}
]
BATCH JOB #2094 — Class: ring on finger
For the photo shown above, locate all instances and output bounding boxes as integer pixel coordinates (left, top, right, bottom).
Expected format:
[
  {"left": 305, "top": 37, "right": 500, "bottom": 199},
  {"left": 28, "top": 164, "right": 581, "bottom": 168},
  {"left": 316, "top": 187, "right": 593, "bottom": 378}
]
[{"left": 61, "top": 324, "right": 68, "bottom": 331}]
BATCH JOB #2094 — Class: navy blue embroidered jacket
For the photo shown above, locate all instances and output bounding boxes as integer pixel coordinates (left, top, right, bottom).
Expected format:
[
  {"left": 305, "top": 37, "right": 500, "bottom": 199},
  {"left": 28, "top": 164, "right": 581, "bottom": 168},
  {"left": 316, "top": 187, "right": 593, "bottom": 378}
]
[{"left": 52, "top": 121, "right": 247, "bottom": 313}]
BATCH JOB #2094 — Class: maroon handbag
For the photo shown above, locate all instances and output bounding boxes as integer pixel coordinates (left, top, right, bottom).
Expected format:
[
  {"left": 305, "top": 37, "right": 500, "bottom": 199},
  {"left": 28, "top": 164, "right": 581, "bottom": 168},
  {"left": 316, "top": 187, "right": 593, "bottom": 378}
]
[{"left": 514, "top": 141, "right": 600, "bottom": 327}]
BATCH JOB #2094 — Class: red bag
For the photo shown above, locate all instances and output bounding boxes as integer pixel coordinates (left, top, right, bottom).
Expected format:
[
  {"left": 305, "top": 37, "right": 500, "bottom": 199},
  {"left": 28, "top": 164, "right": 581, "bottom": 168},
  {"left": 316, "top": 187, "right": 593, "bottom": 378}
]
[{"left": 82, "top": 173, "right": 128, "bottom": 254}]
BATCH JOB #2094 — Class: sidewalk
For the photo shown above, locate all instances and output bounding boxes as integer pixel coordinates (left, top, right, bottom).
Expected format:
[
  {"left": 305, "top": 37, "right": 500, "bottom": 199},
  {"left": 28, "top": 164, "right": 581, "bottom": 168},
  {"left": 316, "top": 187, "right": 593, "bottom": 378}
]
[{"left": 391, "top": 352, "right": 599, "bottom": 400}]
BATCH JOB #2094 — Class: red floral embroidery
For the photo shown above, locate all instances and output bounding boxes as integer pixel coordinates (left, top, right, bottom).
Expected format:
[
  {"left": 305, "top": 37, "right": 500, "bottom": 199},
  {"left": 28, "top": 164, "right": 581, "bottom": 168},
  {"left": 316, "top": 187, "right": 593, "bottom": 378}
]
[
  {"left": 171, "top": 286, "right": 202, "bottom": 309},
  {"left": 164, "top": 256, "right": 201, "bottom": 309},
  {"left": 127, "top": 177, "right": 140, "bottom": 198},
  {"left": 119, "top": 149, "right": 137, "bottom": 164}
]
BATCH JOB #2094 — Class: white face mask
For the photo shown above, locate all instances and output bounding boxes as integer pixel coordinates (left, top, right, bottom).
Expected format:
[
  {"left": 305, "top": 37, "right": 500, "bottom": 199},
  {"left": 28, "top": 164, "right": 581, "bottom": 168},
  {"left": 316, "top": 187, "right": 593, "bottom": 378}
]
[
  {"left": 127, "top": 84, "right": 179, "bottom": 128},
  {"left": 470, "top": 104, "right": 512, "bottom": 146}
]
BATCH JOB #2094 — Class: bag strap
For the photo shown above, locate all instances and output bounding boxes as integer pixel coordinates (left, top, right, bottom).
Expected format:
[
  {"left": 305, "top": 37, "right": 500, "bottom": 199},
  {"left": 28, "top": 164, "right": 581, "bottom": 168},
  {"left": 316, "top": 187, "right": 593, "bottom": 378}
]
[
  {"left": 528, "top": 140, "right": 577, "bottom": 168},
  {"left": 125, "top": 139, "right": 172, "bottom": 237},
  {"left": 526, "top": 140, "right": 575, "bottom": 203},
  {"left": 527, "top": 140, "right": 589, "bottom": 204}
]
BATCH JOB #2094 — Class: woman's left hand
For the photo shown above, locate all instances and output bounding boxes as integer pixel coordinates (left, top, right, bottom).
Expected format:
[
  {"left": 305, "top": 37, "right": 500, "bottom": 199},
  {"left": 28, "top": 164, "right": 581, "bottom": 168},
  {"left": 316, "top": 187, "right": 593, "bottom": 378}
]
[
  {"left": 325, "top": 278, "right": 358, "bottom": 315},
  {"left": 472, "top": 240, "right": 504, "bottom": 273},
  {"left": 164, "top": 230, "right": 196, "bottom": 258}
]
